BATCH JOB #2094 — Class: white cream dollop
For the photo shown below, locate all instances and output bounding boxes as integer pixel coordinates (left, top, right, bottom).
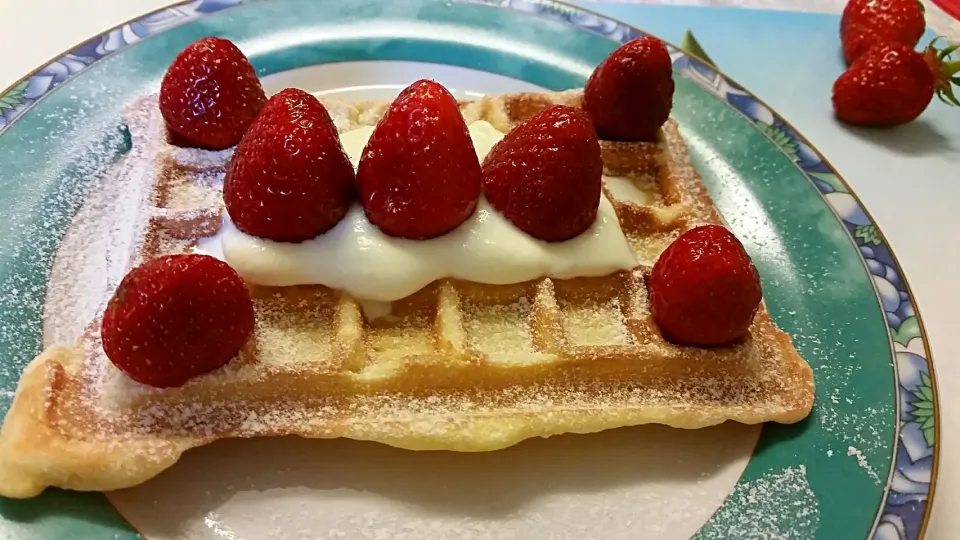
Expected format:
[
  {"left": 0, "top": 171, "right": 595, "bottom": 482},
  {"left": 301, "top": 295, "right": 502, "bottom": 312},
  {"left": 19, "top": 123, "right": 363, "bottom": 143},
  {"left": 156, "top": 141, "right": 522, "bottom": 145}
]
[{"left": 204, "top": 120, "right": 638, "bottom": 302}]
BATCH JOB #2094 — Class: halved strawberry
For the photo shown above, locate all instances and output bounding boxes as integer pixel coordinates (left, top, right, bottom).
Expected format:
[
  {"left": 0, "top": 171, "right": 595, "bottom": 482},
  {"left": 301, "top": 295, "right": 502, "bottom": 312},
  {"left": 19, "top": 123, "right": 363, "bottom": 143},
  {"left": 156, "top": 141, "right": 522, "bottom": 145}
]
[
  {"left": 101, "top": 254, "right": 255, "bottom": 388},
  {"left": 160, "top": 37, "right": 266, "bottom": 150},
  {"left": 583, "top": 36, "right": 675, "bottom": 142},
  {"left": 649, "top": 225, "right": 762, "bottom": 346},
  {"left": 224, "top": 88, "right": 355, "bottom": 242},
  {"left": 356, "top": 79, "right": 482, "bottom": 239},
  {"left": 482, "top": 105, "right": 602, "bottom": 242}
]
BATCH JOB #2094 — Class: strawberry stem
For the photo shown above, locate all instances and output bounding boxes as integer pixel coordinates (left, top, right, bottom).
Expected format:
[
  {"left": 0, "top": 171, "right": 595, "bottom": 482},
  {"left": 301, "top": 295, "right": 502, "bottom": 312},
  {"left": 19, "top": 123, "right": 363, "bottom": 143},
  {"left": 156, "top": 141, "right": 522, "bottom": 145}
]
[{"left": 924, "top": 39, "right": 960, "bottom": 106}]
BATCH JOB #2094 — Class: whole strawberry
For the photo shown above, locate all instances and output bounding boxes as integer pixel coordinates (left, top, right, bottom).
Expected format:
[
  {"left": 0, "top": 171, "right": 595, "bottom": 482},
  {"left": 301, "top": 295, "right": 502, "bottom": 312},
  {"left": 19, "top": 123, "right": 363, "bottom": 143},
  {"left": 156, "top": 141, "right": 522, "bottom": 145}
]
[
  {"left": 833, "top": 41, "right": 960, "bottom": 126},
  {"left": 357, "top": 79, "right": 481, "bottom": 239},
  {"left": 482, "top": 105, "right": 602, "bottom": 242},
  {"left": 649, "top": 225, "right": 762, "bottom": 346},
  {"left": 160, "top": 37, "right": 266, "bottom": 150},
  {"left": 583, "top": 36, "right": 675, "bottom": 141},
  {"left": 224, "top": 88, "right": 354, "bottom": 242},
  {"left": 101, "top": 254, "right": 255, "bottom": 388},
  {"left": 841, "top": 0, "right": 925, "bottom": 64}
]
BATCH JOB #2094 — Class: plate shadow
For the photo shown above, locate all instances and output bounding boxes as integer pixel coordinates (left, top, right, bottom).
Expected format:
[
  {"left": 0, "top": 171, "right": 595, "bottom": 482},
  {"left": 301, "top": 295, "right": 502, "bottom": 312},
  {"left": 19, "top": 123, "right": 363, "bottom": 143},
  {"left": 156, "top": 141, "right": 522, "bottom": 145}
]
[{"left": 109, "top": 422, "right": 761, "bottom": 537}]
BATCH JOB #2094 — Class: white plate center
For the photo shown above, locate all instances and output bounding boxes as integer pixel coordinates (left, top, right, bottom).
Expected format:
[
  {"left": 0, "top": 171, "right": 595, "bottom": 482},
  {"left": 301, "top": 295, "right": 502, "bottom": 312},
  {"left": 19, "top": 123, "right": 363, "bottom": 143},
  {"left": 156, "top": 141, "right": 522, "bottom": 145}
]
[{"left": 110, "top": 424, "right": 759, "bottom": 540}]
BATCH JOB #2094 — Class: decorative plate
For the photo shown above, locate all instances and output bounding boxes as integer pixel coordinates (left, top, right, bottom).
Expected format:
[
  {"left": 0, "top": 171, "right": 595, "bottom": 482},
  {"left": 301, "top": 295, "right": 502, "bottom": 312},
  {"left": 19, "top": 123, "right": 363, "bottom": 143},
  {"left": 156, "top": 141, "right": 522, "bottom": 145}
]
[{"left": 0, "top": 0, "right": 938, "bottom": 538}]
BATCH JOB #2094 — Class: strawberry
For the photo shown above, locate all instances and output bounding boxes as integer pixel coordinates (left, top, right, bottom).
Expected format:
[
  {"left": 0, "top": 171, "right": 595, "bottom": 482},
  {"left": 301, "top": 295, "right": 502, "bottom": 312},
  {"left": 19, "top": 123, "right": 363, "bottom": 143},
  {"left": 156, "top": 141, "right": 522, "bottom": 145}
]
[
  {"left": 832, "top": 41, "right": 960, "bottom": 126},
  {"left": 224, "top": 88, "right": 355, "bottom": 242},
  {"left": 840, "top": 0, "right": 925, "bottom": 64},
  {"left": 583, "top": 36, "right": 675, "bottom": 142},
  {"left": 482, "top": 105, "right": 602, "bottom": 242},
  {"left": 101, "top": 254, "right": 255, "bottom": 388},
  {"left": 160, "top": 37, "right": 266, "bottom": 150},
  {"left": 357, "top": 80, "right": 481, "bottom": 239},
  {"left": 649, "top": 225, "right": 762, "bottom": 346}
]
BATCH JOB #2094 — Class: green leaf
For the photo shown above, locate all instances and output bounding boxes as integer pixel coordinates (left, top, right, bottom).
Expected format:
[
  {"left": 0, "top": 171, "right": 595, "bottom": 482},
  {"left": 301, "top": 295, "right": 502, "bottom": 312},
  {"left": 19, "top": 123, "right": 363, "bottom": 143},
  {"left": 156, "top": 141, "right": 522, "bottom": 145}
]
[
  {"left": 936, "top": 88, "right": 960, "bottom": 107},
  {"left": 755, "top": 123, "right": 799, "bottom": 162},
  {"left": 907, "top": 368, "right": 936, "bottom": 448},
  {"left": 680, "top": 30, "right": 717, "bottom": 68},
  {"left": 808, "top": 171, "right": 847, "bottom": 193},
  {"left": 0, "top": 80, "right": 29, "bottom": 111},
  {"left": 854, "top": 224, "right": 882, "bottom": 246},
  {"left": 542, "top": 3, "right": 577, "bottom": 16},
  {"left": 922, "top": 422, "right": 935, "bottom": 447},
  {"left": 892, "top": 316, "right": 920, "bottom": 346}
]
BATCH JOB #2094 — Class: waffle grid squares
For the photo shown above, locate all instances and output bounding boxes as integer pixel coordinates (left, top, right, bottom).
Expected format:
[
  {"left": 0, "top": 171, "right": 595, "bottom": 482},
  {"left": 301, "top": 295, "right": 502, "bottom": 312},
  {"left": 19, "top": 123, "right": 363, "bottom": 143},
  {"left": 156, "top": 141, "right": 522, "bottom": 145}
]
[{"left": 139, "top": 90, "right": 713, "bottom": 389}]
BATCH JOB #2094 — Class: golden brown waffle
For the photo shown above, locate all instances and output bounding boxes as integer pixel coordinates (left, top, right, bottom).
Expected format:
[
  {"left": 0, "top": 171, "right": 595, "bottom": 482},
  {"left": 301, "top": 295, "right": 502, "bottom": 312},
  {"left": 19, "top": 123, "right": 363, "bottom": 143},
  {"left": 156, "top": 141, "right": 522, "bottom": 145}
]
[{"left": 0, "top": 90, "right": 814, "bottom": 498}]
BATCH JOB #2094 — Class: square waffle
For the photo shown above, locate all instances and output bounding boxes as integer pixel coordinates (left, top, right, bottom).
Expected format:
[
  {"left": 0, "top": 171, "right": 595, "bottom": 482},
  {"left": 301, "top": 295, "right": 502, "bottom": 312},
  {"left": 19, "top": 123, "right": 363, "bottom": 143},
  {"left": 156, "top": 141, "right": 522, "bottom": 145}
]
[{"left": 0, "top": 89, "right": 814, "bottom": 498}]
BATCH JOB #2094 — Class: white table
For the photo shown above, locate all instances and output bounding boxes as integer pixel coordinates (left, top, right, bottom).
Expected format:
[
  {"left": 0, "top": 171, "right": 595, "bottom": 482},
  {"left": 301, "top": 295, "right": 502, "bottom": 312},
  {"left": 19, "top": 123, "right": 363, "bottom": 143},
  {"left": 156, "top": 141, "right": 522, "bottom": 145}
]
[{"left": 0, "top": 1, "right": 956, "bottom": 537}]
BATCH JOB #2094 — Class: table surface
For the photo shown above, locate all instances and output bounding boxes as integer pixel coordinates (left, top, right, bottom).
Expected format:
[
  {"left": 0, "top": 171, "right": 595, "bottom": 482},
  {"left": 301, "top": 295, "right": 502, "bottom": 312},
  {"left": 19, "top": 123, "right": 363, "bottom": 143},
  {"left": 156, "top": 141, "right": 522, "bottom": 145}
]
[{"left": 0, "top": 0, "right": 956, "bottom": 538}]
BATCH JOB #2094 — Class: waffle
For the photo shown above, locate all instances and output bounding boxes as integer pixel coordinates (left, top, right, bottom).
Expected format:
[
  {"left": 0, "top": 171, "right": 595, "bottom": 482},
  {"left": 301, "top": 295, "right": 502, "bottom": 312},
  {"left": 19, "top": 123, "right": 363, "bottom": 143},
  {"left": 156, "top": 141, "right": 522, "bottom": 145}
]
[{"left": 0, "top": 90, "right": 814, "bottom": 498}]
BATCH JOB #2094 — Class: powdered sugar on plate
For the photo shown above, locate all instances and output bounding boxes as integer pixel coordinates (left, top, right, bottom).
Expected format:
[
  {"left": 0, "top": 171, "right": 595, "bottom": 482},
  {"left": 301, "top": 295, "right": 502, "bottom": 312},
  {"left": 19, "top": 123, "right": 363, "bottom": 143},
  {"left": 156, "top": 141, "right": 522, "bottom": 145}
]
[
  {"left": 696, "top": 465, "right": 819, "bottom": 539},
  {"left": 0, "top": 93, "right": 133, "bottom": 390},
  {"left": 847, "top": 446, "right": 883, "bottom": 485}
]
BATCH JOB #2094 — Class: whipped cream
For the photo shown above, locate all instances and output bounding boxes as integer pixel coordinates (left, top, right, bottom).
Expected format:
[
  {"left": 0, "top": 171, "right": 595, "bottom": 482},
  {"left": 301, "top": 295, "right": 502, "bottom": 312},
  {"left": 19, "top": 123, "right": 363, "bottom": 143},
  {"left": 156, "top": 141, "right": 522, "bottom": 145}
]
[{"left": 201, "top": 120, "right": 638, "bottom": 302}]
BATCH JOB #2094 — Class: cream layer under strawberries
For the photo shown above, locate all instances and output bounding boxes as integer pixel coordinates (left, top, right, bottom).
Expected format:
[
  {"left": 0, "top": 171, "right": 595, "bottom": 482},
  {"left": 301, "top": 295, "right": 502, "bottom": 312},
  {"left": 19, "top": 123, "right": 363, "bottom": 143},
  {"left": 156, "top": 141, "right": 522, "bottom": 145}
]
[{"left": 196, "top": 121, "right": 638, "bottom": 303}]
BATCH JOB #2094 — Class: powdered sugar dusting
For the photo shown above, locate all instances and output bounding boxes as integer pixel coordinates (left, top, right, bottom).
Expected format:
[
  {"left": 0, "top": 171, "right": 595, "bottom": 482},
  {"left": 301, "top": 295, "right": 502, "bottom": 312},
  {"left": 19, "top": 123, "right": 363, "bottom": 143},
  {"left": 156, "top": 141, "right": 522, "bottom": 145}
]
[
  {"left": 697, "top": 465, "right": 818, "bottom": 539},
  {"left": 0, "top": 92, "right": 133, "bottom": 389},
  {"left": 42, "top": 103, "right": 160, "bottom": 346},
  {"left": 847, "top": 446, "right": 882, "bottom": 485}
]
